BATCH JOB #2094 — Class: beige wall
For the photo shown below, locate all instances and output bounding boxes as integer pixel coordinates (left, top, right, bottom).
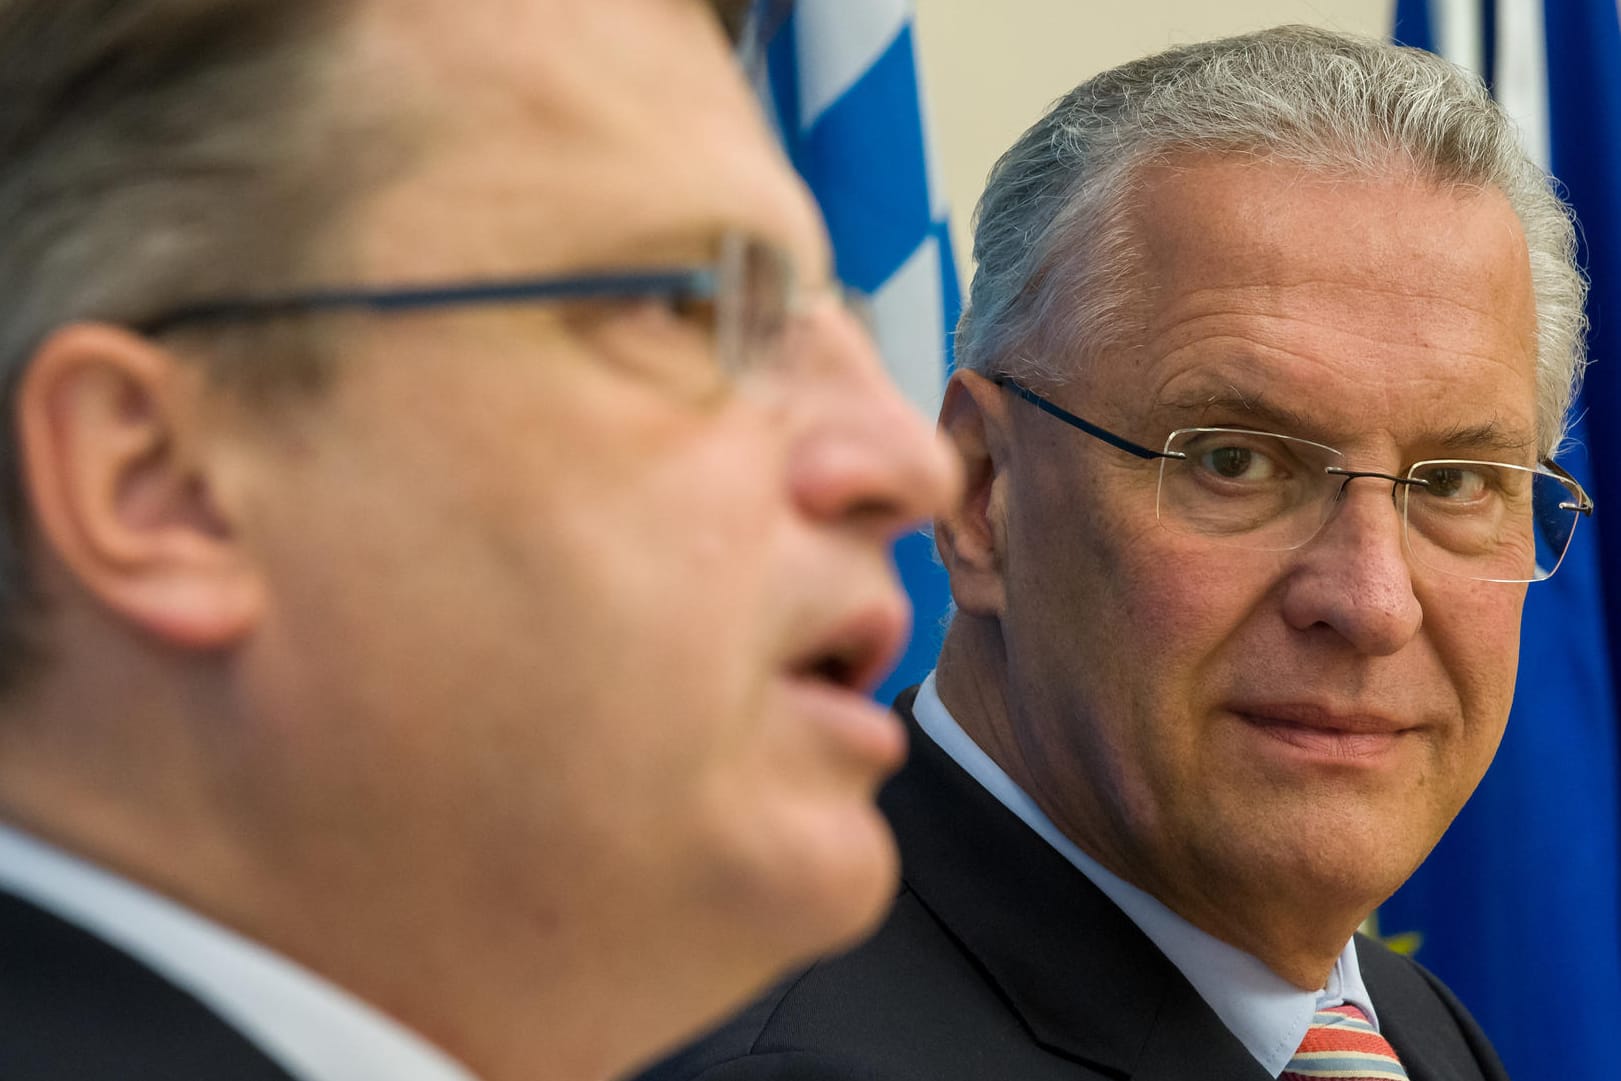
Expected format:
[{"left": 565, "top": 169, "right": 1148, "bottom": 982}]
[{"left": 912, "top": 0, "right": 1395, "bottom": 279}]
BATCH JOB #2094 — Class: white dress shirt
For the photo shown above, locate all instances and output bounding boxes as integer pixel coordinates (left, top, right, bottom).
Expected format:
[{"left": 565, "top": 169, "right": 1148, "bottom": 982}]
[
  {"left": 912, "top": 671, "right": 1378, "bottom": 1078},
  {"left": 0, "top": 822, "right": 481, "bottom": 1081}
]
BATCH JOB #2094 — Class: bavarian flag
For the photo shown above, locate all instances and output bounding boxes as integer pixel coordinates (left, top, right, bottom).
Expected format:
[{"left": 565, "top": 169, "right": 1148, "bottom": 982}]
[{"left": 758, "top": 0, "right": 959, "bottom": 704}]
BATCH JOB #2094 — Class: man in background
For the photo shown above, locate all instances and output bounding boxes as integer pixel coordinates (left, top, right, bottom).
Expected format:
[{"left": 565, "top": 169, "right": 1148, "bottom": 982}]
[
  {"left": 0, "top": 1, "right": 958, "bottom": 1079},
  {"left": 643, "top": 25, "right": 1588, "bottom": 1081}
]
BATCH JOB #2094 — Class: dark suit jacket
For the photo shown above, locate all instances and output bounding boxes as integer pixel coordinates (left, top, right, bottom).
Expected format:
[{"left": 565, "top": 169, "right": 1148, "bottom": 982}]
[
  {"left": 0, "top": 886, "right": 296, "bottom": 1080},
  {"left": 637, "top": 688, "right": 1510, "bottom": 1081}
]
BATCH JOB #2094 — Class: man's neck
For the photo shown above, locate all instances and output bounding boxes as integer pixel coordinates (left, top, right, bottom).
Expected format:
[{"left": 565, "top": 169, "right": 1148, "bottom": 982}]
[
  {"left": 933, "top": 619, "right": 1019, "bottom": 763},
  {"left": 931, "top": 619, "right": 1371, "bottom": 991}
]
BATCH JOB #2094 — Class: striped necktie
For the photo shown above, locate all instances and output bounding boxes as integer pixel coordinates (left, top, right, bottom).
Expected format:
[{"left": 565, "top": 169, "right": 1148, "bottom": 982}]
[{"left": 1281, "top": 1003, "right": 1409, "bottom": 1081}]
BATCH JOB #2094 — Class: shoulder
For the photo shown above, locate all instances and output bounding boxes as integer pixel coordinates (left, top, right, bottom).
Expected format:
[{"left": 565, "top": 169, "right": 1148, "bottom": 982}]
[
  {"left": 1355, "top": 934, "right": 1510, "bottom": 1081},
  {"left": 636, "top": 886, "right": 1062, "bottom": 1081},
  {"left": 0, "top": 888, "right": 296, "bottom": 1081},
  {"left": 639, "top": 1047, "right": 888, "bottom": 1081},
  {"left": 633, "top": 960, "right": 887, "bottom": 1081}
]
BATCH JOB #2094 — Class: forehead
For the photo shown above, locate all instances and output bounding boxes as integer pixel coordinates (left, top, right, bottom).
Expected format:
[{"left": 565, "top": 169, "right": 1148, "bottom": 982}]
[
  {"left": 1097, "top": 157, "right": 1540, "bottom": 456},
  {"left": 337, "top": 0, "right": 827, "bottom": 280}
]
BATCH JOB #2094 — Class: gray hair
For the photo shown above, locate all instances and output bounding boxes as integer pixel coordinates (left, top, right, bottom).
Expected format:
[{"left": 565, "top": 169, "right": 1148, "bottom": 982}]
[
  {"left": 956, "top": 24, "right": 1586, "bottom": 460},
  {"left": 0, "top": 0, "right": 372, "bottom": 691}
]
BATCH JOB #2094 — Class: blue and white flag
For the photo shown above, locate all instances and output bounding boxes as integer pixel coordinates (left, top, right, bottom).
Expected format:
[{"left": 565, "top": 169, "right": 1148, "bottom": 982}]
[
  {"left": 760, "top": 0, "right": 959, "bottom": 704},
  {"left": 1384, "top": 4, "right": 1621, "bottom": 1079}
]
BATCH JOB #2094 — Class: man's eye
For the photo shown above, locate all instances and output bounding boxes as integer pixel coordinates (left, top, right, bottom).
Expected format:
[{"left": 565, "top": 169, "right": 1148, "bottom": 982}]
[
  {"left": 1193, "top": 443, "right": 1280, "bottom": 483},
  {"left": 606, "top": 293, "right": 717, "bottom": 342},
  {"left": 1419, "top": 465, "right": 1491, "bottom": 501},
  {"left": 665, "top": 292, "right": 720, "bottom": 333}
]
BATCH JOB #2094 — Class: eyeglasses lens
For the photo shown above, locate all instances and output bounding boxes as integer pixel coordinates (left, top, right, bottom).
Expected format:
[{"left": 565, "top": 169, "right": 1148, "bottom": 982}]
[{"left": 1153, "top": 430, "right": 1583, "bottom": 583}]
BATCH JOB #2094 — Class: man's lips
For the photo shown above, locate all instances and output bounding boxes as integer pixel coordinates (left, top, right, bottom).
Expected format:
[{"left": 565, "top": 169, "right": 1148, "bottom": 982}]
[
  {"left": 1232, "top": 704, "right": 1418, "bottom": 761},
  {"left": 787, "top": 599, "right": 911, "bottom": 698},
  {"left": 776, "top": 598, "right": 912, "bottom": 771}
]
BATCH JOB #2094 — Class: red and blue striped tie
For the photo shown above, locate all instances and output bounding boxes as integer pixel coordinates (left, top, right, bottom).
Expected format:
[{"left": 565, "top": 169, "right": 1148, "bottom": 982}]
[{"left": 1281, "top": 1003, "right": 1409, "bottom": 1081}]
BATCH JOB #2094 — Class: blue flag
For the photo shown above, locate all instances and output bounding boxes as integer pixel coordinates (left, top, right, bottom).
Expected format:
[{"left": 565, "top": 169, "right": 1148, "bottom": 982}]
[
  {"left": 1383, "top": 3, "right": 1621, "bottom": 1078},
  {"left": 759, "top": 0, "right": 959, "bottom": 705}
]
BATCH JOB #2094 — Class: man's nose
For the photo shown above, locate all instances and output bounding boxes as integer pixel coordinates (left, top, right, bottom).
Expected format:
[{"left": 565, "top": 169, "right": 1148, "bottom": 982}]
[
  {"left": 1278, "top": 475, "right": 1424, "bottom": 654},
  {"left": 780, "top": 300, "right": 963, "bottom": 535}
]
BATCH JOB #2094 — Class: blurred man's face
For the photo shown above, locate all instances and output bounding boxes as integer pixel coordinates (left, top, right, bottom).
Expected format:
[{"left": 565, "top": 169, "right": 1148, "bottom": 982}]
[
  {"left": 225, "top": 0, "right": 956, "bottom": 1044},
  {"left": 979, "top": 158, "right": 1536, "bottom": 977}
]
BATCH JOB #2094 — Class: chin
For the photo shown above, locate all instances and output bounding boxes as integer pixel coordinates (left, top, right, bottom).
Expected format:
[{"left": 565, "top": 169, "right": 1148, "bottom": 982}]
[{"left": 709, "top": 792, "right": 902, "bottom": 973}]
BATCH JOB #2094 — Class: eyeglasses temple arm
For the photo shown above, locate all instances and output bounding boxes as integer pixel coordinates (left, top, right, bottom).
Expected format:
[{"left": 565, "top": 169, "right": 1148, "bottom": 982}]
[
  {"left": 994, "top": 375, "right": 1175, "bottom": 461},
  {"left": 135, "top": 268, "right": 715, "bottom": 337},
  {"left": 1542, "top": 458, "right": 1595, "bottom": 516}
]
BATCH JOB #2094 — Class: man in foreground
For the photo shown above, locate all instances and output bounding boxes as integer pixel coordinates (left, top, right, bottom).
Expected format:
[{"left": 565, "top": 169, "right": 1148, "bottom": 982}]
[
  {"left": 643, "top": 25, "right": 1589, "bottom": 1081},
  {"left": 0, "top": 1, "right": 959, "bottom": 1079}
]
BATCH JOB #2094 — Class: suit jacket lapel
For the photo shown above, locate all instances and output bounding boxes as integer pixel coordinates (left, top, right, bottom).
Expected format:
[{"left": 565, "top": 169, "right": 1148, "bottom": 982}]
[
  {"left": 885, "top": 691, "right": 1268, "bottom": 1080},
  {"left": 0, "top": 887, "right": 297, "bottom": 1081},
  {"left": 1357, "top": 936, "right": 1502, "bottom": 1081}
]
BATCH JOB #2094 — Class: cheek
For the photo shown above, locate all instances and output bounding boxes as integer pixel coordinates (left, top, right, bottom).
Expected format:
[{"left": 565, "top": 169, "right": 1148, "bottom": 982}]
[
  {"left": 527, "top": 439, "right": 788, "bottom": 731},
  {"left": 1426, "top": 583, "right": 1524, "bottom": 759},
  {"left": 1003, "top": 461, "right": 1268, "bottom": 711},
  {"left": 350, "top": 372, "right": 791, "bottom": 753},
  {"left": 1070, "top": 546, "right": 1295, "bottom": 801},
  {"left": 1009, "top": 514, "right": 1251, "bottom": 744},
  {"left": 1083, "top": 530, "right": 1268, "bottom": 691}
]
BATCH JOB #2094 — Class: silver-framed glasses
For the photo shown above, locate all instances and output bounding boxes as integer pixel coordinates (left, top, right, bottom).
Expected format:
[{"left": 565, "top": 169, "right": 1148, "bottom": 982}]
[{"left": 998, "top": 376, "right": 1593, "bottom": 584}]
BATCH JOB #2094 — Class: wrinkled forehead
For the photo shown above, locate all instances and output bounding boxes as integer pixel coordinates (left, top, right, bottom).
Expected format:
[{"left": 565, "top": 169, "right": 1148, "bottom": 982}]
[
  {"left": 1101, "top": 157, "right": 1540, "bottom": 453},
  {"left": 1131, "top": 155, "right": 1533, "bottom": 301}
]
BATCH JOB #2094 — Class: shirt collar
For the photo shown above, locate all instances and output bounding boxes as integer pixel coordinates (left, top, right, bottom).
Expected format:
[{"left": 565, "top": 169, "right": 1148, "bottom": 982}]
[
  {"left": 911, "top": 671, "right": 1377, "bottom": 1078},
  {"left": 0, "top": 821, "right": 481, "bottom": 1081}
]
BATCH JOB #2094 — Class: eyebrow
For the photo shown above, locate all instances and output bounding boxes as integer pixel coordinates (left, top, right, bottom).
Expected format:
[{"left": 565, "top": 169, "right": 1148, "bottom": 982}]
[
  {"left": 1430, "top": 420, "right": 1538, "bottom": 460},
  {"left": 588, "top": 229, "right": 727, "bottom": 270},
  {"left": 1153, "top": 386, "right": 1538, "bottom": 461},
  {"left": 1153, "top": 387, "right": 1315, "bottom": 434}
]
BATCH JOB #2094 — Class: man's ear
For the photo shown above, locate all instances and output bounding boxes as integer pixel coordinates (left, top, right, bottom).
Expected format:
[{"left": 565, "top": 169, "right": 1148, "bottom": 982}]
[
  {"left": 935, "top": 370, "right": 1012, "bottom": 618},
  {"left": 16, "top": 324, "right": 263, "bottom": 650}
]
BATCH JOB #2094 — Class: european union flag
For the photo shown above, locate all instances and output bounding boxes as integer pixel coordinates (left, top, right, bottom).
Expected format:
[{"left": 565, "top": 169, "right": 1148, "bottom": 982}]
[{"left": 1383, "top": 3, "right": 1621, "bottom": 1078}]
